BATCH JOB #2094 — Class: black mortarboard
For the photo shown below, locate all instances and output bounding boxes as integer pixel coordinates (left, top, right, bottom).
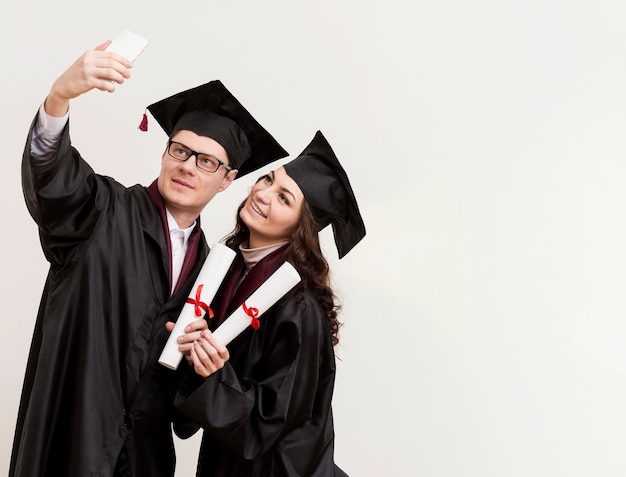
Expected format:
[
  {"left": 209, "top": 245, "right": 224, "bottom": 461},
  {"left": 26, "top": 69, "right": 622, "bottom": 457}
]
[
  {"left": 284, "top": 131, "right": 366, "bottom": 259},
  {"left": 145, "top": 80, "right": 288, "bottom": 177}
]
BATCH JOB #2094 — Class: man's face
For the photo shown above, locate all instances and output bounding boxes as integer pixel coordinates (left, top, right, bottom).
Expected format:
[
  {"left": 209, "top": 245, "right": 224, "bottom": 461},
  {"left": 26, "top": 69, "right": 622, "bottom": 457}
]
[{"left": 158, "top": 129, "right": 237, "bottom": 227}]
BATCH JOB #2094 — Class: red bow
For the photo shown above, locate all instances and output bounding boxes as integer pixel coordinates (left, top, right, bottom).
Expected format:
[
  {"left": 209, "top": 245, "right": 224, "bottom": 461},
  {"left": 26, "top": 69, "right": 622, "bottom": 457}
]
[
  {"left": 242, "top": 302, "right": 260, "bottom": 330},
  {"left": 186, "top": 284, "right": 214, "bottom": 319}
]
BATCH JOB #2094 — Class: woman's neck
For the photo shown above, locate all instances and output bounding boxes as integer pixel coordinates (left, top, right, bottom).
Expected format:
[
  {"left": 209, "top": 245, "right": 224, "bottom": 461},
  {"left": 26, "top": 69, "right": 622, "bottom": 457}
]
[{"left": 240, "top": 241, "right": 289, "bottom": 271}]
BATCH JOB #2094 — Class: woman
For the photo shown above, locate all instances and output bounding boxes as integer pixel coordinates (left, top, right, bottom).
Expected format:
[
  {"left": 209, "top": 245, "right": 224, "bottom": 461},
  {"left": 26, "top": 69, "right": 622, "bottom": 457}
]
[{"left": 172, "top": 131, "right": 365, "bottom": 476}]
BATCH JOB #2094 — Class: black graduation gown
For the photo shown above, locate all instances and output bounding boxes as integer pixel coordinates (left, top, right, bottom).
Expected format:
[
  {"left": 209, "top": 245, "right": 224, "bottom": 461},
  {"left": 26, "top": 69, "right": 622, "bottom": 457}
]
[
  {"left": 10, "top": 117, "right": 208, "bottom": 476},
  {"left": 174, "top": 248, "right": 348, "bottom": 477}
]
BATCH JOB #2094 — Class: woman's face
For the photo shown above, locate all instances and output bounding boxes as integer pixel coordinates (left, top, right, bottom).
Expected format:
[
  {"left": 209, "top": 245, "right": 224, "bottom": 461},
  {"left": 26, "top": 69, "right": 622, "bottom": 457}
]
[{"left": 240, "top": 166, "right": 304, "bottom": 248}]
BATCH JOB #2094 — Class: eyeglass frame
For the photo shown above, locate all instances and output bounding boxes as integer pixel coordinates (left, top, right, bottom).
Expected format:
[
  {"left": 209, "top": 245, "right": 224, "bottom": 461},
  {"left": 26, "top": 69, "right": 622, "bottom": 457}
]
[{"left": 166, "top": 140, "right": 233, "bottom": 174}]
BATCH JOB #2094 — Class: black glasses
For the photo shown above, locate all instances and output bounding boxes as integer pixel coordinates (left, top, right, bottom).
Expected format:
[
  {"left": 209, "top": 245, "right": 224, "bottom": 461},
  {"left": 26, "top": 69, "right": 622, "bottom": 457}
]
[{"left": 166, "top": 141, "right": 232, "bottom": 174}]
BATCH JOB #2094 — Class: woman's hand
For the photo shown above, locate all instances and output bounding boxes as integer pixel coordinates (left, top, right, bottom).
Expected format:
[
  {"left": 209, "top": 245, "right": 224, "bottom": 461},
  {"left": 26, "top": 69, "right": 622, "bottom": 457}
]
[{"left": 189, "top": 331, "right": 230, "bottom": 378}]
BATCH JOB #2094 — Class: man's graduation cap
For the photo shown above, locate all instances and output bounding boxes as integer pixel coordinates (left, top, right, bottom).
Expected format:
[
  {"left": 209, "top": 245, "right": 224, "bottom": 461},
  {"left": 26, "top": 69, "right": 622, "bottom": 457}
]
[
  {"left": 284, "top": 131, "right": 366, "bottom": 259},
  {"left": 144, "top": 80, "right": 288, "bottom": 177}
]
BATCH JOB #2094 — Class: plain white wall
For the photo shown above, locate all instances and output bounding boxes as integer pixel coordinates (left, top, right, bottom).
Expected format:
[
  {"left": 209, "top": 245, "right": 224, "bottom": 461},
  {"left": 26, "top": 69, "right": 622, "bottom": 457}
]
[{"left": 3, "top": 1, "right": 626, "bottom": 475}]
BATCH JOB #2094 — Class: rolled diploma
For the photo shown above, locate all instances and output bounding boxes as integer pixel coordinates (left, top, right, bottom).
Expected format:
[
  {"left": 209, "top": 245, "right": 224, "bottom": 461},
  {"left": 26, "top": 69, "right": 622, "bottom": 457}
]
[
  {"left": 158, "top": 243, "right": 236, "bottom": 370},
  {"left": 213, "top": 262, "right": 301, "bottom": 346}
]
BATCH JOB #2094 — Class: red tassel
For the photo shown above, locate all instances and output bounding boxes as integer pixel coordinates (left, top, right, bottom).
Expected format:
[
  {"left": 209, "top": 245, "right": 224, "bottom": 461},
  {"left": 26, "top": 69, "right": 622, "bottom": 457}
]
[{"left": 138, "top": 111, "right": 148, "bottom": 131}]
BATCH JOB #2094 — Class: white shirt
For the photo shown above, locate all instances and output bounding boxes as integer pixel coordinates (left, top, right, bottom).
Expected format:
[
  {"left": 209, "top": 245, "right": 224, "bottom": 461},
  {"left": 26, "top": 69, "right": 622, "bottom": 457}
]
[
  {"left": 31, "top": 103, "right": 68, "bottom": 164},
  {"left": 166, "top": 209, "right": 196, "bottom": 291}
]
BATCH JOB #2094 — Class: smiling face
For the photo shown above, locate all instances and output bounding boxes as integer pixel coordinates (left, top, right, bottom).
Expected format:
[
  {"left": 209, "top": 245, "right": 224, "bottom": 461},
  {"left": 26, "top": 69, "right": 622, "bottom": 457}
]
[
  {"left": 239, "top": 167, "right": 305, "bottom": 248},
  {"left": 158, "top": 129, "right": 238, "bottom": 228}
]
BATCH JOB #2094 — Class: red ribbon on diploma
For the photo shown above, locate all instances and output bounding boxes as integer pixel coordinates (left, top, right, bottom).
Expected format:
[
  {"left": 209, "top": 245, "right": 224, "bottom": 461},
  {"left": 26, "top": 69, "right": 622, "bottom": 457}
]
[
  {"left": 242, "top": 302, "right": 260, "bottom": 330},
  {"left": 186, "top": 284, "right": 214, "bottom": 319}
]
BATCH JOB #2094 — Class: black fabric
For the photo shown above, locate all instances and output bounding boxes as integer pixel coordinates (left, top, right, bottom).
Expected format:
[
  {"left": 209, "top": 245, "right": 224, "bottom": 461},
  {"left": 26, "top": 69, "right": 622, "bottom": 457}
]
[
  {"left": 171, "top": 109, "right": 250, "bottom": 170},
  {"left": 146, "top": 80, "right": 288, "bottom": 175},
  {"left": 283, "top": 131, "right": 366, "bottom": 259},
  {"left": 10, "top": 115, "right": 209, "bottom": 476},
  {"left": 174, "top": 249, "right": 348, "bottom": 476}
]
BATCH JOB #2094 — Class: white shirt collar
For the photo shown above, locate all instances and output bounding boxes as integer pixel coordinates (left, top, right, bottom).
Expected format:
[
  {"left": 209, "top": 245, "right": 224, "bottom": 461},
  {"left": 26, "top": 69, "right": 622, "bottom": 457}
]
[
  {"left": 165, "top": 209, "right": 196, "bottom": 241},
  {"left": 166, "top": 209, "right": 196, "bottom": 292}
]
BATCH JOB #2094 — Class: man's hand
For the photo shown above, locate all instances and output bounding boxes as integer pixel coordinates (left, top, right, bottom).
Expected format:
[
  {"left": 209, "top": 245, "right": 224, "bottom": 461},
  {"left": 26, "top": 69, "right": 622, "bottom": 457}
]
[
  {"left": 44, "top": 41, "right": 133, "bottom": 117},
  {"left": 165, "top": 318, "right": 211, "bottom": 366}
]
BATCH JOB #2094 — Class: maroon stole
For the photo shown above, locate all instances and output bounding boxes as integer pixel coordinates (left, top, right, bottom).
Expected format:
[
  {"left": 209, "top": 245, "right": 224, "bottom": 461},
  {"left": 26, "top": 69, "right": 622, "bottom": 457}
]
[
  {"left": 146, "top": 179, "right": 202, "bottom": 296},
  {"left": 210, "top": 244, "right": 290, "bottom": 330}
]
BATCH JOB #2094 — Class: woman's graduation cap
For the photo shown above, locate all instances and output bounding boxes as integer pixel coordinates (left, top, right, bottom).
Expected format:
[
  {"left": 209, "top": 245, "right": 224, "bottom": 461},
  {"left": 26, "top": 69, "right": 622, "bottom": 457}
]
[
  {"left": 144, "top": 80, "right": 288, "bottom": 177},
  {"left": 284, "top": 131, "right": 366, "bottom": 259}
]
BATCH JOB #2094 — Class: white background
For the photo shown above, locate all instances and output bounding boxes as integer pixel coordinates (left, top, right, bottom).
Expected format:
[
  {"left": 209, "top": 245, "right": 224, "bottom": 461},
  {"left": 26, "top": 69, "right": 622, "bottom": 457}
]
[{"left": 3, "top": 1, "right": 626, "bottom": 476}]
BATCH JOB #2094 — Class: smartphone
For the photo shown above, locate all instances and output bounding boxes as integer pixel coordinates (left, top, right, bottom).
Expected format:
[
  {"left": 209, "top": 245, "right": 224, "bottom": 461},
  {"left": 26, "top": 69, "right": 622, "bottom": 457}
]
[{"left": 105, "top": 30, "right": 148, "bottom": 62}]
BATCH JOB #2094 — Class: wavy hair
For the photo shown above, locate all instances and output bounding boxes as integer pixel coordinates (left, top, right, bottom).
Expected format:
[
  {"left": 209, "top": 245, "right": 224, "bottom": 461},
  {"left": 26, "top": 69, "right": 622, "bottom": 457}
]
[{"left": 223, "top": 197, "right": 342, "bottom": 346}]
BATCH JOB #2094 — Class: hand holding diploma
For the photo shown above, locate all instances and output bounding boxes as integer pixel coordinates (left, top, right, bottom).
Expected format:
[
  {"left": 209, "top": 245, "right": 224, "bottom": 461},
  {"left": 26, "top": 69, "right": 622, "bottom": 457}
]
[
  {"left": 165, "top": 320, "right": 228, "bottom": 376},
  {"left": 187, "top": 330, "right": 230, "bottom": 378},
  {"left": 174, "top": 261, "right": 301, "bottom": 378},
  {"left": 164, "top": 318, "right": 209, "bottom": 365},
  {"left": 159, "top": 243, "right": 236, "bottom": 370}
]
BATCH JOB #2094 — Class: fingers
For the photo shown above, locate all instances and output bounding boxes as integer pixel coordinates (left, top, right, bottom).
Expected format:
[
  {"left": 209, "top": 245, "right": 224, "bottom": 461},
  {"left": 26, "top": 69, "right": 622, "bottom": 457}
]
[
  {"left": 190, "top": 332, "right": 229, "bottom": 378},
  {"left": 45, "top": 40, "right": 135, "bottom": 117},
  {"left": 50, "top": 47, "right": 133, "bottom": 100},
  {"left": 175, "top": 318, "right": 211, "bottom": 359},
  {"left": 189, "top": 345, "right": 209, "bottom": 377},
  {"left": 94, "top": 40, "right": 133, "bottom": 68},
  {"left": 95, "top": 40, "right": 112, "bottom": 51},
  {"left": 202, "top": 332, "right": 229, "bottom": 360},
  {"left": 187, "top": 319, "right": 209, "bottom": 333},
  {"left": 83, "top": 51, "right": 132, "bottom": 90},
  {"left": 178, "top": 319, "right": 208, "bottom": 340}
]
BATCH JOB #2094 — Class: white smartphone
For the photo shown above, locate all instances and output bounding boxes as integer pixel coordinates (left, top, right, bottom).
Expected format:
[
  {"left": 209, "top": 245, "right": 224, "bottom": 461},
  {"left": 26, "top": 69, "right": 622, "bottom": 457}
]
[{"left": 105, "top": 30, "right": 148, "bottom": 62}]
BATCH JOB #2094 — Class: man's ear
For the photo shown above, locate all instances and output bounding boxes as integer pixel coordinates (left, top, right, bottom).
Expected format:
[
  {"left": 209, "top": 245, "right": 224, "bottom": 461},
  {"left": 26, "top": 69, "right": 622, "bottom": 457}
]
[
  {"left": 161, "top": 140, "right": 169, "bottom": 162},
  {"left": 218, "top": 169, "right": 238, "bottom": 192}
]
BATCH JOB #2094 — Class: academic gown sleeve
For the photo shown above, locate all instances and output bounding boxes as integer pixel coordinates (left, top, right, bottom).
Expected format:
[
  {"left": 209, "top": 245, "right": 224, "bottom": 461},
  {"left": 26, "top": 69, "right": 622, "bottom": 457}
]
[
  {"left": 22, "top": 116, "right": 109, "bottom": 267},
  {"left": 174, "top": 290, "right": 341, "bottom": 476}
]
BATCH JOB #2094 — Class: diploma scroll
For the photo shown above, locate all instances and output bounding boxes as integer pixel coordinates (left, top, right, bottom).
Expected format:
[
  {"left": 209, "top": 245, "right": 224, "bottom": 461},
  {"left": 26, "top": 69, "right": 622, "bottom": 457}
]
[
  {"left": 213, "top": 262, "right": 301, "bottom": 346},
  {"left": 158, "top": 243, "right": 236, "bottom": 370}
]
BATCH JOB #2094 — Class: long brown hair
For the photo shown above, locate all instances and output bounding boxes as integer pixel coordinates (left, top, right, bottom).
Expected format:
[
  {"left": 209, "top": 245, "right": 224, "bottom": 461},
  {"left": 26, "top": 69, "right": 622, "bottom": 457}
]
[{"left": 223, "top": 197, "right": 342, "bottom": 345}]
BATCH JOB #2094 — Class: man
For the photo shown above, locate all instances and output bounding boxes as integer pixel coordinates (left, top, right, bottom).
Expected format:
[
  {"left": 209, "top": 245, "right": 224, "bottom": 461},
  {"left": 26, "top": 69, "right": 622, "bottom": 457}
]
[{"left": 10, "top": 40, "right": 288, "bottom": 476}]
